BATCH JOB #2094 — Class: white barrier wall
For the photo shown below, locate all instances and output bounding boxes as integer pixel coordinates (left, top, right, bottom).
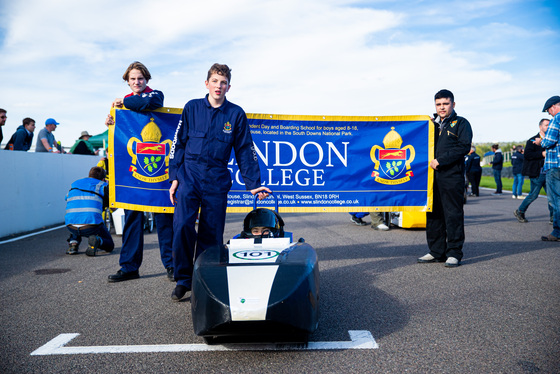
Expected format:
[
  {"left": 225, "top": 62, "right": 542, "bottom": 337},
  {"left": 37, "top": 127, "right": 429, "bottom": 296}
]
[{"left": 0, "top": 151, "right": 101, "bottom": 238}]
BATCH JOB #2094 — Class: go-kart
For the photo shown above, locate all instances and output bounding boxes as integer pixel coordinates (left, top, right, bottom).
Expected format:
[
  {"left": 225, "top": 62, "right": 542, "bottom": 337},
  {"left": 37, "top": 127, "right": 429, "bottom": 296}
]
[{"left": 191, "top": 193, "right": 319, "bottom": 344}]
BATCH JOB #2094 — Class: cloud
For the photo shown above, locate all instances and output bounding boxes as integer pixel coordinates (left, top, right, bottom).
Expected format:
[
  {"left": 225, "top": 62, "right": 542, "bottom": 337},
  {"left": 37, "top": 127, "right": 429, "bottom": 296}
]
[{"left": 1, "top": 0, "right": 559, "bottom": 146}]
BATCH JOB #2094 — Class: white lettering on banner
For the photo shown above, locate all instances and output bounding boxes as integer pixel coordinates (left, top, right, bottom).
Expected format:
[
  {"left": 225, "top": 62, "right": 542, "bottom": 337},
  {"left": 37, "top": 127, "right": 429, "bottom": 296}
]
[
  {"left": 228, "top": 140, "right": 344, "bottom": 187},
  {"left": 250, "top": 141, "right": 348, "bottom": 168},
  {"left": 228, "top": 168, "right": 326, "bottom": 187},
  {"left": 254, "top": 141, "right": 270, "bottom": 165},
  {"left": 300, "top": 142, "right": 323, "bottom": 167},
  {"left": 274, "top": 141, "right": 297, "bottom": 167},
  {"left": 328, "top": 142, "right": 349, "bottom": 167}
]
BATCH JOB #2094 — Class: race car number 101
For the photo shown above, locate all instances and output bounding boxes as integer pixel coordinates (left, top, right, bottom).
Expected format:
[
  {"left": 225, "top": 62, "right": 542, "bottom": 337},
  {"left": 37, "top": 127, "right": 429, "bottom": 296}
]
[{"left": 233, "top": 250, "right": 280, "bottom": 261}]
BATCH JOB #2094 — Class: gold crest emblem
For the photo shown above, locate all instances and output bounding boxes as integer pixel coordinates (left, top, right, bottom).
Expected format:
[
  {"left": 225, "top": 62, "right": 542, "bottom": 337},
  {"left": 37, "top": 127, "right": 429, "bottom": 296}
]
[
  {"left": 126, "top": 118, "right": 173, "bottom": 183},
  {"left": 370, "top": 127, "right": 415, "bottom": 185}
]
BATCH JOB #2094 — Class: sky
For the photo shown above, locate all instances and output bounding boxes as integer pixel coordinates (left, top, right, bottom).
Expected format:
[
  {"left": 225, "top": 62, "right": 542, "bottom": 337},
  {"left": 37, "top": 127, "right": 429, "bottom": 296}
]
[{"left": 1, "top": 0, "right": 559, "bottom": 148}]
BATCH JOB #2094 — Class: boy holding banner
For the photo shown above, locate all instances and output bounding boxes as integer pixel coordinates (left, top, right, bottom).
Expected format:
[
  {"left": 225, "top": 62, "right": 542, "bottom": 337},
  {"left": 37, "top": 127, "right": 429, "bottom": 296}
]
[
  {"left": 105, "top": 61, "right": 175, "bottom": 283},
  {"left": 418, "top": 89, "right": 472, "bottom": 267},
  {"left": 168, "top": 63, "right": 270, "bottom": 301}
]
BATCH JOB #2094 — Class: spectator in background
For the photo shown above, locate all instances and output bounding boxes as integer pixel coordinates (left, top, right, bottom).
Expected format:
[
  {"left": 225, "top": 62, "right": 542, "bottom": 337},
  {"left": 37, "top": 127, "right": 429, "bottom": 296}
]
[
  {"left": 514, "top": 119, "right": 553, "bottom": 223},
  {"left": 535, "top": 96, "right": 560, "bottom": 241},
  {"left": 511, "top": 145, "right": 525, "bottom": 199},
  {"left": 490, "top": 144, "right": 503, "bottom": 195},
  {"left": 4, "top": 117, "right": 35, "bottom": 151},
  {"left": 0, "top": 108, "right": 6, "bottom": 145},
  {"left": 35, "top": 118, "right": 60, "bottom": 153},
  {"left": 70, "top": 131, "right": 99, "bottom": 155},
  {"left": 465, "top": 145, "right": 482, "bottom": 197}
]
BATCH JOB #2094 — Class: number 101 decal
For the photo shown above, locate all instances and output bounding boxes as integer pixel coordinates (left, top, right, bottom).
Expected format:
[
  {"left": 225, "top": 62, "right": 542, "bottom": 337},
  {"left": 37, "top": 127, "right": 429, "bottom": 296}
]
[{"left": 233, "top": 250, "right": 280, "bottom": 261}]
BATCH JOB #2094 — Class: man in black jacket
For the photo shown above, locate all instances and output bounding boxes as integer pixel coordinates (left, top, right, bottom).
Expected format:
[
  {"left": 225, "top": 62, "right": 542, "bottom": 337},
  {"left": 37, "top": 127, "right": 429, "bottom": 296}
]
[
  {"left": 465, "top": 146, "right": 482, "bottom": 197},
  {"left": 514, "top": 119, "right": 553, "bottom": 223},
  {"left": 418, "top": 89, "right": 472, "bottom": 267},
  {"left": 490, "top": 144, "right": 503, "bottom": 195}
]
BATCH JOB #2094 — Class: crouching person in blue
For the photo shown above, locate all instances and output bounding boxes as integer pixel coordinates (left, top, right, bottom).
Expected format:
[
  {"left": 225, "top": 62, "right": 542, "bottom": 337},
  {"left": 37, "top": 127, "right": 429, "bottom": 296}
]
[
  {"left": 65, "top": 166, "right": 114, "bottom": 256},
  {"left": 169, "top": 63, "right": 271, "bottom": 301}
]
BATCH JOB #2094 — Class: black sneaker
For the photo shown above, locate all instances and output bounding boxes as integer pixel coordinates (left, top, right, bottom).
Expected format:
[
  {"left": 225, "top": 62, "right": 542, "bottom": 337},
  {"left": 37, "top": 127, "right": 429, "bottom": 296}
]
[
  {"left": 66, "top": 242, "right": 79, "bottom": 255},
  {"left": 108, "top": 270, "right": 140, "bottom": 283},
  {"left": 166, "top": 267, "right": 175, "bottom": 282},
  {"left": 86, "top": 236, "right": 101, "bottom": 257},
  {"left": 171, "top": 285, "right": 191, "bottom": 301},
  {"left": 350, "top": 215, "right": 368, "bottom": 226},
  {"left": 492, "top": 192, "right": 503, "bottom": 196},
  {"left": 514, "top": 210, "right": 528, "bottom": 223}
]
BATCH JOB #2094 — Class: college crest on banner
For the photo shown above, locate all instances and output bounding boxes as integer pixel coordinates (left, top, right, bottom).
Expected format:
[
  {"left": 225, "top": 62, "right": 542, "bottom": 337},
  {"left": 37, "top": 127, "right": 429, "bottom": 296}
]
[{"left": 109, "top": 108, "right": 434, "bottom": 213}]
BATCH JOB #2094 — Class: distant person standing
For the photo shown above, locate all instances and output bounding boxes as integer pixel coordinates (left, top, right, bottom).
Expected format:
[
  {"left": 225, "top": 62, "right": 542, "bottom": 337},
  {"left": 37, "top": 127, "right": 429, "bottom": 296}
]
[
  {"left": 0, "top": 108, "right": 6, "bottom": 145},
  {"left": 5, "top": 117, "right": 35, "bottom": 151},
  {"left": 418, "top": 89, "right": 472, "bottom": 267},
  {"left": 535, "top": 96, "right": 560, "bottom": 241},
  {"left": 70, "top": 131, "right": 99, "bottom": 155},
  {"left": 465, "top": 146, "right": 482, "bottom": 197},
  {"left": 514, "top": 119, "right": 553, "bottom": 223},
  {"left": 490, "top": 144, "right": 503, "bottom": 195},
  {"left": 35, "top": 118, "right": 60, "bottom": 153},
  {"left": 511, "top": 145, "right": 525, "bottom": 199}
]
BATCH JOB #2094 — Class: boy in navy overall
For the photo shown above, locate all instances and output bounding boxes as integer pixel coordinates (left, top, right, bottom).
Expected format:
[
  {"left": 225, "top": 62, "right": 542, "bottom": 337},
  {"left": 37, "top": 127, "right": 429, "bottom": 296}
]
[{"left": 169, "top": 63, "right": 270, "bottom": 301}]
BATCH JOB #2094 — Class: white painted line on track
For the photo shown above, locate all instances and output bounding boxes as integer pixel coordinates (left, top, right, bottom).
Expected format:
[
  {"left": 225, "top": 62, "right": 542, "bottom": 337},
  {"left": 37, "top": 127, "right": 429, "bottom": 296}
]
[
  {"left": 30, "top": 330, "right": 378, "bottom": 355},
  {"left": 0, "top": 225, "right": 66, "bottom": 245}
]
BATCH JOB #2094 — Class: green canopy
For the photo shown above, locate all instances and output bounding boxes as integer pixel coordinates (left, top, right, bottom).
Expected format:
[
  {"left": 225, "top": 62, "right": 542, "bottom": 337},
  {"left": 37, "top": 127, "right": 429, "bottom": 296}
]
[{"left": 88, "top": 130, "right": 109, "bottom": 149}]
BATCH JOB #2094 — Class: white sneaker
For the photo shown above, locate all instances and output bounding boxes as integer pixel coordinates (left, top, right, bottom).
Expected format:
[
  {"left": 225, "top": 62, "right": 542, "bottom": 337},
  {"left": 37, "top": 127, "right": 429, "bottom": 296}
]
[
  {"left": 512, "top": 195, "right": 517, "bottom": 199},
  {"left": 417, "top": 253, "right": 436, "bottom": 263},
  {"left": 373, "top": 223, "right": 389, "bottom": 231},
  {"left": 445, "top": 257, "right": 460, "bottom": 267}
]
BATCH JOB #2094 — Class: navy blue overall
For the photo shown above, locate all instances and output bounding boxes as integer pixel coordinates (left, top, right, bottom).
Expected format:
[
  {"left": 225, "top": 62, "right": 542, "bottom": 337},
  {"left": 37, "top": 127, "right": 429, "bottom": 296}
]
[{"left": 169, "top": 95, "right": 261, "bottom": 288}]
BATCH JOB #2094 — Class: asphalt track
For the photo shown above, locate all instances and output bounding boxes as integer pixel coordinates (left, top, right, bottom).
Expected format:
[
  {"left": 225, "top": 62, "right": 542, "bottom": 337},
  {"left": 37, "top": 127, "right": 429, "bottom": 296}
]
[{"left": 1, "top": 190, "right": 559, "bottom": 373}]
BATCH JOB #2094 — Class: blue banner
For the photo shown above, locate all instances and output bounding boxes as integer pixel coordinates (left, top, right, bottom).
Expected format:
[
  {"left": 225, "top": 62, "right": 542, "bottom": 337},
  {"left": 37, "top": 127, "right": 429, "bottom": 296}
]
[
  {"left": 110, "top": 109, "right": 433, "bottom": 213},
  {"left": 109, "top": 108, "right": 181, "bottom": 213}
]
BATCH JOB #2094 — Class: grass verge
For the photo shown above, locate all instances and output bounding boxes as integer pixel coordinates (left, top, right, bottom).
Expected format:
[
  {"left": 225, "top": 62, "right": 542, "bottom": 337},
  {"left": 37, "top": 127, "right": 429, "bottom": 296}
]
[{"left": 478, "top": 176, "right": 546, "bottom": 195}]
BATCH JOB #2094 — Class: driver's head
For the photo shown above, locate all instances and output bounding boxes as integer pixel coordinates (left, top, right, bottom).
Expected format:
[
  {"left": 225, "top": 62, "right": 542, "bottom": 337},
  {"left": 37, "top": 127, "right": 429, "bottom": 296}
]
[{"left": 243, "top": 208, "right": 281, "bottom": 238}]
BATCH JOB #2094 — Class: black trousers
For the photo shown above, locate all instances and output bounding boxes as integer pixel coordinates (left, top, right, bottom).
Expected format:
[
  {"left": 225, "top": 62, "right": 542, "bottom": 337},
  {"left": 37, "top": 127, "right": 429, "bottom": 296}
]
[
  {"left": 426, "top": 169, "right": 465, "bottom": 261},
  {"left": 466, "top": 170, "right": 482, "bottom": 196}
]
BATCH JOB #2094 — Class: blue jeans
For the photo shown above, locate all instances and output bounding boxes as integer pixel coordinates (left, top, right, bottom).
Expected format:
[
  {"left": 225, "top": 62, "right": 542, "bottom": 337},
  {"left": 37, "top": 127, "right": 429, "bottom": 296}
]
[
  {"left": 546, "top": 168, "right": 560, "bottom": 237},
  {"left": 349, "top": 212, "right": 384, "bottom": 226},
  {"left": 493, "top": 169, "right": 502, "bottom": 193},
  {"left": 518, "top": 173, "right": 552, "bottom": 217},
  {"left": 512, "top": 173, "right": 524, "bottom": 196}
]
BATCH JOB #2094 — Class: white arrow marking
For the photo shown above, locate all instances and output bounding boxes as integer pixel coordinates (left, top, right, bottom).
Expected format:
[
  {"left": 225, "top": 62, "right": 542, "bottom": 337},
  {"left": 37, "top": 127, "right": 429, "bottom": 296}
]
[{"left": 30, "top": 330, "right": 378, "bottom": 355}]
